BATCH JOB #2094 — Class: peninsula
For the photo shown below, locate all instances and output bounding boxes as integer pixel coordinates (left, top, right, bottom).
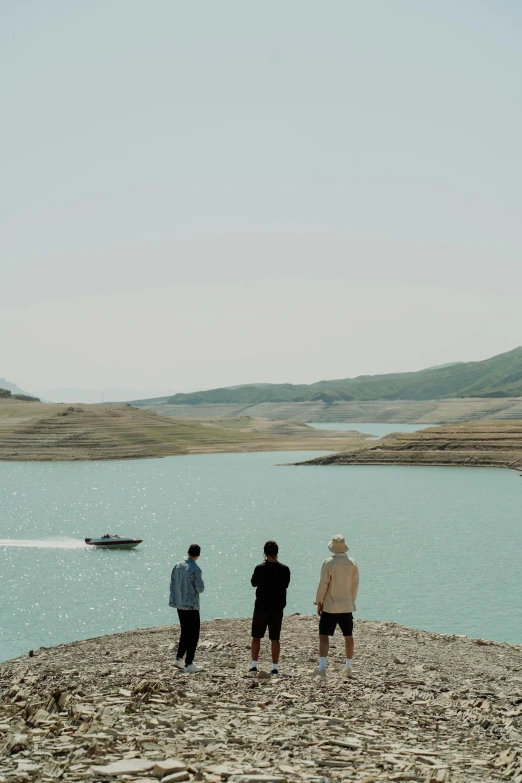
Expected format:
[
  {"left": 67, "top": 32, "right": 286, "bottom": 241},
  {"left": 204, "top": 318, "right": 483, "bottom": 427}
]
[
  {"left": 1, "top": 617, "right": 520, "bottom": 783},
  {"left": 297, "top": 422, "right": 522, "bottom": 471},
  {"left": 0, "top": 399, "right": 366, "bottom": 462}
]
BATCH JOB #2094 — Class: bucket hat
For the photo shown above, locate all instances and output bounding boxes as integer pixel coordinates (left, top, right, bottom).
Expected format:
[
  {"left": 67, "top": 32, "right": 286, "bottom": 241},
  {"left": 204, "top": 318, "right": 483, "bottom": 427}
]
[{"left": 328, "top": 534, "right": 349, "bottom": 553}]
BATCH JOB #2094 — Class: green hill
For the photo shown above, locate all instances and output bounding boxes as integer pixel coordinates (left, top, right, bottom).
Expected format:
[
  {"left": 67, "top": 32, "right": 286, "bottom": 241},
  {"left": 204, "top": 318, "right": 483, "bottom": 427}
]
[{"left": 162, "top": 347, "right": 522, "bottom": 405}]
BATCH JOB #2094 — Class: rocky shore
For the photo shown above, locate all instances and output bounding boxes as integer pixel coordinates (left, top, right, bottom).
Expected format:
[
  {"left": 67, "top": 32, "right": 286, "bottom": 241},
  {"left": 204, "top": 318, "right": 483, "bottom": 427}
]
[{"left": 1, "top": 617, "right": 521, "bottom": 783}]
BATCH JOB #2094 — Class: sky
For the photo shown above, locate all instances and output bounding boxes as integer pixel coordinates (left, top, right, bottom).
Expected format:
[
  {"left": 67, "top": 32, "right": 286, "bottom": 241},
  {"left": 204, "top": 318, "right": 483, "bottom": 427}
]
[{"left": 2, "top": 0, "right": 521, "bottom": 399}]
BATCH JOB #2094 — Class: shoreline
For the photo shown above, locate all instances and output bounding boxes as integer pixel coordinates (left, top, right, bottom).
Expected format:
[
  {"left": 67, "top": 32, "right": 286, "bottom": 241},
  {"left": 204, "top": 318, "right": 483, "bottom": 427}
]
[
  {"left": 3, "top": 616, "right": 521, "bottom": 666},
  {"left": 296, "top": 458, "right": 522, "bottom": 472},
  {"left": 1, "top": 617, "right": 521, "bottom": 782}
]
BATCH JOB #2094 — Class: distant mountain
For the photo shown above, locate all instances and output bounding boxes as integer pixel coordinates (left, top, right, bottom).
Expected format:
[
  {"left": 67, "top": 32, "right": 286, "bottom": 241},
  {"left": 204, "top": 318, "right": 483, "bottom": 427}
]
[
  {"left": 0, "top": 378, "right": 35, "bottom": 397},
  {"left": 423, "top": 362, "right": 463, "bottom": 371},
  {"left": 157, "top": 347, "right": 522, "bottom": 405},
  {"left": 39, "top": 388, "right": 170, "bottom": 403}
]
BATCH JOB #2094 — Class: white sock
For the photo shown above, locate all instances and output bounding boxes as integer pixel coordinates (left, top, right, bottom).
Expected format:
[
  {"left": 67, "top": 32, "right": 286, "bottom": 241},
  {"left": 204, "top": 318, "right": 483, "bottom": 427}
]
[
  {"left": 318, "top": 657, "right": 327, "bottom": 671},
  {"left": 250, "top": 660, "right": 258, "bottom": 669},
  {"left": 345, "top": 658, "right": 352, "bottom": 669},
  {"left": 272, "top": 663, "right": 279, "bottom": 671}
]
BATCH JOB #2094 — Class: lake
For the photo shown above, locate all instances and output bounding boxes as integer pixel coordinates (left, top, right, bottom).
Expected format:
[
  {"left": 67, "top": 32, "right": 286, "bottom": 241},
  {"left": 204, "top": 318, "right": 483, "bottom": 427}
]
[{"left": 1, "top": 447, "right": 521, "bottom": 661}]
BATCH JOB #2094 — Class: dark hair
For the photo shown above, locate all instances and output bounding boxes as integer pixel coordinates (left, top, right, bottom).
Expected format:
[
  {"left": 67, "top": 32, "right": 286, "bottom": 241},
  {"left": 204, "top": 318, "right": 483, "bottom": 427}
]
[
  {"left": 264, "top": 540, "right": 278, "bottom": 558},
  {"left": 188, "top": 544, "right": 201, "bottom": 557}
]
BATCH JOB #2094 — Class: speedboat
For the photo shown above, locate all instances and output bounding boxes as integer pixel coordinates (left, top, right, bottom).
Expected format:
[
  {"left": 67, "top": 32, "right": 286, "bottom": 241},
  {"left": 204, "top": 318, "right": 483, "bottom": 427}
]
[{"left": 85, "top": 534, "right": 142, "bottom": 549}]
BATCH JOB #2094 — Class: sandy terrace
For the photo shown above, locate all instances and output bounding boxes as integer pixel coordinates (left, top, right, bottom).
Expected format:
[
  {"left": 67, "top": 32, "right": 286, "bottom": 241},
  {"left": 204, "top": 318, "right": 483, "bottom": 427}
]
[{"left": 0, "top": 401, "right": 365, "bottom": 462}]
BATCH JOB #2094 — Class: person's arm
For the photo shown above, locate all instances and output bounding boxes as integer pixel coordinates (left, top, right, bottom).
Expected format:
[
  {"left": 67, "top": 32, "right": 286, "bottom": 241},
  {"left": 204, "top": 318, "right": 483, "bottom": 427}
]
[
  {"left": 315, "top": 561, "right": 330, "bottom": 613},
  {"left": 251, "top": 565, "right": 260, "bottom": 587},
  {"left": 193, "top": 567, "right": 205, "bottom": 594},
  {"left": 169, "top": 566, "right": 178, "bottom": 605},
  {"left": 351, "top": 563, "right": 359, "bottom": 602},
  {"left": 284, "top": 566, "right": 291, "bottom": 588}
]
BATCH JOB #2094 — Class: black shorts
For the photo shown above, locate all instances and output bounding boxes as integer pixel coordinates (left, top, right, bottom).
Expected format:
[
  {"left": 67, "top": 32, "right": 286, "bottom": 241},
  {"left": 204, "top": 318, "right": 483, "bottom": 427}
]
[
  {"left": 251, "top": 611, "right": 284, "bottom": 641},
  {"left": 319, "top": 611, "right": 353, "bottom": 637}
]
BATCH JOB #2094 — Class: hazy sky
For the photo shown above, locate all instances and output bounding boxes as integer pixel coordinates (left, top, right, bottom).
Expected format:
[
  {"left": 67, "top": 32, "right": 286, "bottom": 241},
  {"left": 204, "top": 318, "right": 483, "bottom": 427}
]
[{"left": 2, "top": 0, "right": 521, "bottom": 395}]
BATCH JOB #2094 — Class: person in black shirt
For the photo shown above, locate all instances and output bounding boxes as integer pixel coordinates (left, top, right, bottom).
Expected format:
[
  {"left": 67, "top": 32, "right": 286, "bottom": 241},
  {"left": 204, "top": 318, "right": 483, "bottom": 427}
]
[{"left": 249, "top": 540, "right": 291, "bottom": 675}]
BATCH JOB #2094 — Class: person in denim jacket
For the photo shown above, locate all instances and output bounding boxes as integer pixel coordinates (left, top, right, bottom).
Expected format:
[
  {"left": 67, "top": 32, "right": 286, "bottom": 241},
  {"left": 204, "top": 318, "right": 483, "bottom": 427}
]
[{"left": 169, "top": 543, "right": 205, "bottom": 673}]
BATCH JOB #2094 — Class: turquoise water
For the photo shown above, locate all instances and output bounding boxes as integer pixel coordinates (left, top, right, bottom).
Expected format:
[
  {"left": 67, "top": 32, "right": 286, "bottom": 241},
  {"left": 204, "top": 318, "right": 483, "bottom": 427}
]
[
  {"left": 1, "top": 452, "right": 521, "bottom": 661},
  {"left": 308, "top": 422, "right": 432, "bottom": 437}
]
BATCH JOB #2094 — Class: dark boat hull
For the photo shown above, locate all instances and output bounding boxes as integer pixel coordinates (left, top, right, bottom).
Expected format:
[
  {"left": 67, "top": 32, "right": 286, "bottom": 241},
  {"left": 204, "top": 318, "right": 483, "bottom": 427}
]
[{"left": 85, "top": 538, "right": 142, "bottom": 549}]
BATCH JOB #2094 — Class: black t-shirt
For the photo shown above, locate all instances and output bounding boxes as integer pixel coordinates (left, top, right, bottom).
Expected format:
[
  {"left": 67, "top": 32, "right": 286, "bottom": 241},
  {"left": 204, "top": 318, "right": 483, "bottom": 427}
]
[{"left": 251, "top": 560, "right": 291, "bottom": 613}]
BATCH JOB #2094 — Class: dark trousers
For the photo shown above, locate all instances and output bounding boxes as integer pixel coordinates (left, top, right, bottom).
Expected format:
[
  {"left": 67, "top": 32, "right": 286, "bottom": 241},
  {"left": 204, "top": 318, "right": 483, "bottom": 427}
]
[{"left": 176, "top": 609, "right": 200, "bottom": 665}]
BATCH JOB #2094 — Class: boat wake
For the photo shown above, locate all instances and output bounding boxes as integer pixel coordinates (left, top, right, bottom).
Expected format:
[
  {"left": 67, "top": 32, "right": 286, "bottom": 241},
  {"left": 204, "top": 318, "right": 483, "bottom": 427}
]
[{"left": 0, "top": 537, "right": 87, "bottom": 549}]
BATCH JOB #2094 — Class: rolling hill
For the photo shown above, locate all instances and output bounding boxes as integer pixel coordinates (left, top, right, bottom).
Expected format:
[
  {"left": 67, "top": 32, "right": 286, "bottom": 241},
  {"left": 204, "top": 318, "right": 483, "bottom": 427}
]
[{"left": 146, "top": 347, "right": 522, "bottom": 406}]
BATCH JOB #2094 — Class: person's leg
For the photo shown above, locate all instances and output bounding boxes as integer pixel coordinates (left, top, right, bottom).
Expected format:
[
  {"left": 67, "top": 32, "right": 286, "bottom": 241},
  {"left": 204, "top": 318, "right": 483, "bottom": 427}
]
[
  {"left": 340, "top": 613, "right": 354, "bottom": 675},
  {"left": 268, "top": 612, "right": 283, "bottom": 672},
  {"left": 317, "top": 611, "right": 333, "bottom": 672},
  {"left": 176, "top": 610, "right": 188, "bottom": 661},
  {"left": 251, "top": 637, "right": 261, "bottom": 664},
  {"left": 319, "top": 634, "right": 330, "bottom": 663},
  {"left": 250, "top": 613, "right": 268, "bottom": 671},
  {"left": 345, "top": 635, "right": 354, "bottom": 662},
  {"left": 185, "top": 611, "right": 200, "bottom": 666}
]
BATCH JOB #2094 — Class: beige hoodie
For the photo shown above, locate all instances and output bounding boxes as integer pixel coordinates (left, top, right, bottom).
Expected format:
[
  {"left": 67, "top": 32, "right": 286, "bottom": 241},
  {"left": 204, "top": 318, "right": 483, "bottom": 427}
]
[{"left": 315, "top": 553, "right": 359, "bottom": 614}]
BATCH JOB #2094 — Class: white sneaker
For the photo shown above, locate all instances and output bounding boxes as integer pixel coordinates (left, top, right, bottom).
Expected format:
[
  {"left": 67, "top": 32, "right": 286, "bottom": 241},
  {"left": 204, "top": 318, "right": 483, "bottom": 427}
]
[
  {"left": 174, "top": 659, "right": 185, "bottom": 670},
  {"left": 313, "top": 667, "right": 326, "bottom": 677},
  {"left": 343, "top": 668, "right": 353, "bottom": 678},
  {"left": 184, "top": 663, "right": 204, "bottom": 673}
]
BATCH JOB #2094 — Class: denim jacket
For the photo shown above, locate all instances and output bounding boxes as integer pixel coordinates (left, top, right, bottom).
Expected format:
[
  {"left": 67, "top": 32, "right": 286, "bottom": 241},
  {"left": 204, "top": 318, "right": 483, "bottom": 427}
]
[{"left": 169, "top": 558, "right": 205, "bottom": 610}]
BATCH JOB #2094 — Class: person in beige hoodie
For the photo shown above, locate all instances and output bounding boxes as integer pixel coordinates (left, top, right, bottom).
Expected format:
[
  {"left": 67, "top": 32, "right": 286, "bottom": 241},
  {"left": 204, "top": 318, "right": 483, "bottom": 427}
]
[{"left": 314, "top": 534, "right": 359, "bottom": 677}]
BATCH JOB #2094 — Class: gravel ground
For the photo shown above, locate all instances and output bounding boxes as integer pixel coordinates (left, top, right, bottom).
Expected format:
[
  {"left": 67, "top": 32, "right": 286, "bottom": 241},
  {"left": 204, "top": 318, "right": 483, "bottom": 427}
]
[{"left": 1, "top": 616, "right": 521, "bottom": 783}]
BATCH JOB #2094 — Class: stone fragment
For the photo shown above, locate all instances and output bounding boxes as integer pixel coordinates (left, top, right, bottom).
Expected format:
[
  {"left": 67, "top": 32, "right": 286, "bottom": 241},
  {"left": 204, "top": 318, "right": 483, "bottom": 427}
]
[
  {"left": 17, "top": 761, "right": 40, "bottom": 772},
  {"left": 57, "top": 691, "right": 71, "bottom": 708},
  {"left": 328, "top": 738, "right": 362, "bottom": 749},
  {"left": 41, "top": 761, "right": 64, "bottom": 778},
  {"left": 152, "top": 759, "right": 187, "bottom": 778},
  {"left": 8, "top": 732, "right": 28, "bottom": 751},
  {"left": 90, "top": 758, "right": 156, "bottom": 775},
  {"left": 32, "top": 708, "right": 51, "bottom": 724},
  {"left": 232, "top": 777, "right": 287, "bottom": 783},
  {"left": 206, "top": 765, "right": 239, "bottom": 776},
  {"left": 162, "top": 774, "right": 190, "bottom": 783}
]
